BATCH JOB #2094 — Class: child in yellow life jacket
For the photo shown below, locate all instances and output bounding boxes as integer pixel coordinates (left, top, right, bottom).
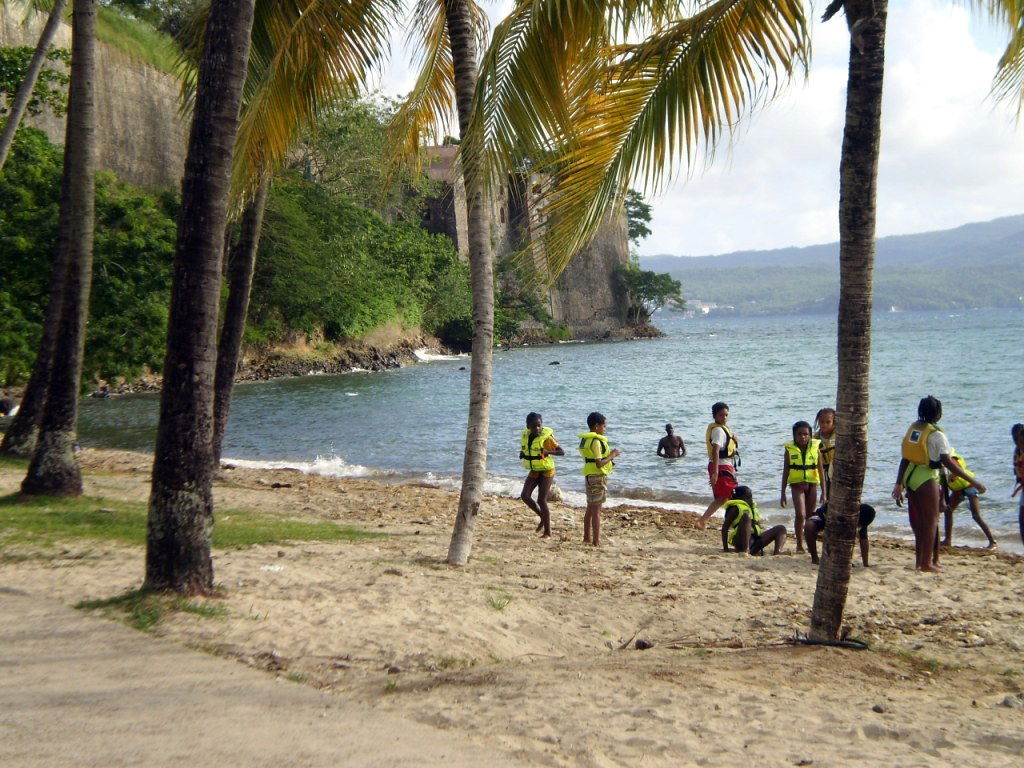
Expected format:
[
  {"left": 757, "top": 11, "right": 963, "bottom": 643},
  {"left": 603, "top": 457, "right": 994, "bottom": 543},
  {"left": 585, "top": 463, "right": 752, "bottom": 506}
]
[
  {"left": 721, "top": 486, "right": 787, "bottom": 555},
  {"left": 814, "top": 408, "right": 836, "bottom": 497},
  {"left": 518, "top": 412, "right": 565, "bottom": 538},
  {"left": 579, "top": 411, "right": 619, "bottom": 547},
  {"left": 892, "top": 396, "right": 985, "bottom": 573},
  {"left": 780, "top": 420, "right": 826, "bottom": 553},
  {"left": 941, "top": 452, "right": 996, "bottom": 549}
]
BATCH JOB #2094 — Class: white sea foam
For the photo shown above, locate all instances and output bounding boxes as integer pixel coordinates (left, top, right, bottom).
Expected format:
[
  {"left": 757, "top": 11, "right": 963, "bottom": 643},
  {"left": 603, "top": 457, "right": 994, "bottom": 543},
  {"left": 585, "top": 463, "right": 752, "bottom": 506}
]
[
  {"left": 414, "top": 347, "right": 468, "bottom": 362},
  {"left": 224, "top": 454, "right": 381, "bottom": 479},
  {"left": 345, "top": 392, "right": 358, "bottom": 396}
]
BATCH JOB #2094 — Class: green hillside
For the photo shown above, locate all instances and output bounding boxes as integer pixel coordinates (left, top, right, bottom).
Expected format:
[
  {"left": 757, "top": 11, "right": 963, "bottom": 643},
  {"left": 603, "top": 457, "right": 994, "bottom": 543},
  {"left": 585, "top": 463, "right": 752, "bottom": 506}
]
[{"left": 641, "top": 215, "right": 1024, "bottom": 315}]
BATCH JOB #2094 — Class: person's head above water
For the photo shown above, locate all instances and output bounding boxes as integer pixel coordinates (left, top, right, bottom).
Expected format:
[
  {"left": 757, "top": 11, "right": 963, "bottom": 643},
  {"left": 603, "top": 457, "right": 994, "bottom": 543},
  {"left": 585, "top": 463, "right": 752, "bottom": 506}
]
[
  {"left": 731, "top": 485, "right": 753, "bottom": 505},
  {"left": 664, "top": 423, "right": 673, "bottom": 434},
  {"left": 918, "top": 396, "right": 942, "bottom": 424},
  {"left": 526, "top": 412, "right": 543, "bottom": 432},
  {"left": 1012, "top": 423, "right": 1024, "bottom": 446},
  {"left": 587, "top": 411, "right": 606, "bottom": 431}
]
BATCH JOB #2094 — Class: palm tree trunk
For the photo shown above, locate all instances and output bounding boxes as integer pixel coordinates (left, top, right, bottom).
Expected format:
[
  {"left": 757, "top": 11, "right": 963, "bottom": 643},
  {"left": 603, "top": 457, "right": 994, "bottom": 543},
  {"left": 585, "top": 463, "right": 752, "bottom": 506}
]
[
  {"left": 145, "top": 0, "right": 255, "bottom": 595},
  {"left": 212, "top": 174, "right": 269, "bottom": 463},
  {"left": 20, "top": 0, "right": 97, "bottom": 497},
  {"left": 0, "top": 0, "right": 69, "bottom": 172},
  {"left": 0, "top": 238, "right": 71, "bottom": 459},
  {"left": 809, "top": 0, "right": 887, "bottom": 642},
  {"left": 444, "top": 0, "right": 493, "bottom": 566}
]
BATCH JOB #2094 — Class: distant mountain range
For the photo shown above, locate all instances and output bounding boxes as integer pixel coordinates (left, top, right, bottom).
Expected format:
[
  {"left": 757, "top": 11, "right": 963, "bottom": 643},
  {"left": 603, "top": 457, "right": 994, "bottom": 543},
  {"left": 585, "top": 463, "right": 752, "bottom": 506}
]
[{"left": 640, "top": 215, "right": 1024, "bottom": 315}]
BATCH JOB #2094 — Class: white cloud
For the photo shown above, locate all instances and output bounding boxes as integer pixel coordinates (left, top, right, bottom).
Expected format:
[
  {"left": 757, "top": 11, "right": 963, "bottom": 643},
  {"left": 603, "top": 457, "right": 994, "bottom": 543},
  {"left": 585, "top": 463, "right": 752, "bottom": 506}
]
[{"left": 637, "top": 0, "right": 1024, "bottom": 255}]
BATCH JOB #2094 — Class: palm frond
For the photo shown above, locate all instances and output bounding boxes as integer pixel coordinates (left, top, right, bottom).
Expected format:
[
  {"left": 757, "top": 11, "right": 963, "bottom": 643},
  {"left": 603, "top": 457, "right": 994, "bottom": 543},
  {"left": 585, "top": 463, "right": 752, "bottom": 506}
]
[
  {"left": 993, "top": 17, "right": 1024, "bottom": 114},
  {"left": 232, "top": 0, "right": 400, "bottom": 202},
  {"left": 520, "top": 0, "right": 809, "bottom": 282},
  {"left": 384, "top": 0, "right": 489, "bottom": 177}
]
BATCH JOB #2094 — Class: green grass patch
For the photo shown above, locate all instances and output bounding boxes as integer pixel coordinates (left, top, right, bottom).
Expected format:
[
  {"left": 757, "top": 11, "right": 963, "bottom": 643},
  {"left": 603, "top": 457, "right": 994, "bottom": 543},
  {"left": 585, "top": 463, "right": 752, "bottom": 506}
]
[
  {"left": 76, "top": 588, "right": 226, "bottom": 632},
  {"left": 0, "top": 455, "right": 30, "bottom": 471},
  {"left": 0, "top": 492, "right": 382, "bottom": 550},
  {"left": 485, "top": 588, "right": 512, "bottom": 612},
  {"left": 96, "top": 8, "right": 184, "bottom": 76}
]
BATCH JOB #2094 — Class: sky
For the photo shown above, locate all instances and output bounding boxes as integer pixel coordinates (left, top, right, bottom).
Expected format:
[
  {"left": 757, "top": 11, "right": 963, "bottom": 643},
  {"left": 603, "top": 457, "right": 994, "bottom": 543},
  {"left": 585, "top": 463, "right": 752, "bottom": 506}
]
[{"left": 373, "top": 0, "right": 1024, "bottom": 257}]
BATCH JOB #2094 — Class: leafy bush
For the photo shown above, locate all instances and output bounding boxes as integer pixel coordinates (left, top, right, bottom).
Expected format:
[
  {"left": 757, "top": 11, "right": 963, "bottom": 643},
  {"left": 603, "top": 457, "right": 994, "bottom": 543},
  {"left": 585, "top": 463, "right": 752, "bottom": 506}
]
[
  {"left": 614, "top": 264, "right": 684, "bottom": 324},
  {"left": 0, "top": 128, "right": 176, "bottom": 386},
  {"left": 0, "top": 46, "right": 70, "bottom": 119},
  {"left": 250, "top": 171, "right": 471, "bottom": 346}
]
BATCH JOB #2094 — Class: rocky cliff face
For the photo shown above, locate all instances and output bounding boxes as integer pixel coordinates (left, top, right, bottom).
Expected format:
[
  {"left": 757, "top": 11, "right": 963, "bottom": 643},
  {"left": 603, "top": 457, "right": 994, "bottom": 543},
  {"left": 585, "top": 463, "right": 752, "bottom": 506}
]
[
  {"left": 544, "top": 210, "right": 630, "bottom": 337},
  {"left": 1, "top": 3, "right": 186, "bottom": 191}
]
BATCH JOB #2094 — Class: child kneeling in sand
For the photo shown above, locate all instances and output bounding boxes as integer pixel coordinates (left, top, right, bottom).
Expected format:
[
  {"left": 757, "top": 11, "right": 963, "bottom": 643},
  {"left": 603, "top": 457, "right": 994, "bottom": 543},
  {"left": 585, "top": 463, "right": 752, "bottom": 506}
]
[
  {"left": 721, "top": 486, "right": 787, "bottom": 555},
  {"left": 579, "top": 411, "right": 620, "bottom": 546},
  {"left": 805, "top": 502, "right": 875, "bottom": 567}
]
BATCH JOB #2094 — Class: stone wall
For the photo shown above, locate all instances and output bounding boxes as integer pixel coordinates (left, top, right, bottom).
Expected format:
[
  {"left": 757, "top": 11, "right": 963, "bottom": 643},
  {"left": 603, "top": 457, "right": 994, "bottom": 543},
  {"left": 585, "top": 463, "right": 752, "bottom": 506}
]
[{"left": 0, "top": 2, "right": 187, "bottom": 191}]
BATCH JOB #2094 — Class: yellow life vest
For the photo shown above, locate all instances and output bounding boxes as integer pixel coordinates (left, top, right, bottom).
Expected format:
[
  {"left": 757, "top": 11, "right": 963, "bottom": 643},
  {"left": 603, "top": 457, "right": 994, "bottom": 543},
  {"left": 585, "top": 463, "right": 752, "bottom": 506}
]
[
  {"left": 785, "top": 439, "right": 821, "bottom": 485},
  {"left": 901, "top": 421, "right": 942, "bottom": 468},
  {"left": 946, "top": 453, "right": 974, "bottom": 492},
  {"left": 578, "top": 432, "right": 613, "bottom": 476},
  {"left": 815, "top": 431, "right": 835, "bottom": 467},
  {"left": 705, "top": 422, "right": 737, "bottom": 461},
  {"left": 724, "top": 499, "right": 763, "bottom": 547},
  {"left": 521, "top": 427, "right": 556, "bottom": 472}
]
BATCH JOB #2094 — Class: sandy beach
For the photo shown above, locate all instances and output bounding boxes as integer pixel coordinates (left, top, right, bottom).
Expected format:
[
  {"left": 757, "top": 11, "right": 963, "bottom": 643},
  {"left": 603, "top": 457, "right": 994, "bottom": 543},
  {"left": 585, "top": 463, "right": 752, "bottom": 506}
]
[{"left": 2, "top": 449, "right": 1022, "bottom": 767}]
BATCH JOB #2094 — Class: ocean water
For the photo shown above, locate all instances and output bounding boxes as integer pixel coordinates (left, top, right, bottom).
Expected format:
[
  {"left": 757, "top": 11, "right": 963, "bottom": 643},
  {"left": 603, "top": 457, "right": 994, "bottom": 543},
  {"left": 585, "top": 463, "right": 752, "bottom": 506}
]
[{"left": 76, "top": 308, "right": 1024, "bottom": 551}]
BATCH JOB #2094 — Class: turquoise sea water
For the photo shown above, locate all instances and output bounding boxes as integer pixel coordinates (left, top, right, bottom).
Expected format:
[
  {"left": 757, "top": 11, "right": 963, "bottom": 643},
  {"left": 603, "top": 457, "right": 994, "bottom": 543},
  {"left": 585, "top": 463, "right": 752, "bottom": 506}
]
[{"left": 76, "top": 308, "right": 1024, "bottom": 551}]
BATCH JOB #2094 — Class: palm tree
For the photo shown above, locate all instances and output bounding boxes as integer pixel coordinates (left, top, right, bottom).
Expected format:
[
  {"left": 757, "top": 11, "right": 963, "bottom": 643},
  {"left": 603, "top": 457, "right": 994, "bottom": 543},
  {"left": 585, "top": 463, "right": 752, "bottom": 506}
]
[
  {"left": 19, "top": 0, "right": 97, "bottom": 496},
  {"left": 807, "top": 0, "right": 1023, "bottom": 641},
  {"left": 145, "top": 0, "right": 256, "bottom": 594},
  {"left": 205, "top": 0, "right": 399, "bottom": 461},
  {"left": 0, "top": 0, "right": 73, "bottom": 460},
  {"left": 0, "top": 0, "right": 69, "bottom": 171},
  {"left": 807, "top": 0, "right": 887, "bottom": 642},
  {"left": 449, "top": 0, "right": 809, "bottom": 562}
]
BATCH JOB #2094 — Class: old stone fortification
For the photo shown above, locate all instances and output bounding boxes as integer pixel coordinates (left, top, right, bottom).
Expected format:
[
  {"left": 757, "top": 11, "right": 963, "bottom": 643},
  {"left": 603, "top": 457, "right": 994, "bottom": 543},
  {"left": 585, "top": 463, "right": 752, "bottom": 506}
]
[
  {"left": 0, "top": 2, "right": 186, "bottom": 190},
  {"left": 423, "top": 148, "right": 631, "bottom": 338}
]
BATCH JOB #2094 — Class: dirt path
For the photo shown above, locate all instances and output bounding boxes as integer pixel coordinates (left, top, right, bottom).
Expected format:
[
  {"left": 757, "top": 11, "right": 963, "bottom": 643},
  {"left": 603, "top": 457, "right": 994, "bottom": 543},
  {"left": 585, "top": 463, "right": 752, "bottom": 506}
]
[{"left": 0, "top": 589, "right": 528, "bottom": 768}]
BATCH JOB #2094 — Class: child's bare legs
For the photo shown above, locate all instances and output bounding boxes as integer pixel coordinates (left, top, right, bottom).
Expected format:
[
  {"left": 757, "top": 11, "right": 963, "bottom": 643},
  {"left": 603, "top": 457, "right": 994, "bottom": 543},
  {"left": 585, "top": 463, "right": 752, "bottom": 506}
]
[
  {"left": 858, "top": 533, "right": 870, "bottom": 567},
  {"left": 520, "top": 475, "right": 543, "bottom": 530},
  {"left": 942, "top": 492, "right": 959, "bottom": 546},
  {"left": 790, "top": 482, "right": 816, "bottom": 553},
  {"left": 967, "top": 494, "right": 996, "bottom": 548},
  {"left": 583, "top": 503, "right": 602, "bottom": 546},
  {"left": 697, "top": 498, "right": 724, "bottom": 530},
  {"left": 534, "top": 475, "right": 554, "bottom": 537},
  {"left": 733, "top": 516, "right": 752, "bottom": 554},
  {"left": 804, "top": 519, "right": 821, "bottom": 564},
  {"left": 909, "top": 480, "right": 941, "bottom": 572},
  {"left": 750, "top": 525, "right": 788, "bottom": 555},
  {"left": 1019, "top": 501, "right": 1024, "bottom": 550}
]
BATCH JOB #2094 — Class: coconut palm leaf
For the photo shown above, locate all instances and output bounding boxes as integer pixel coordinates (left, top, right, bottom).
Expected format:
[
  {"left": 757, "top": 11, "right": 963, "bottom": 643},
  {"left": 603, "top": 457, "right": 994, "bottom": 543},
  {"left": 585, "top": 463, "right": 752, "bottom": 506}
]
[
  {"left": 173, "top": 0, "right": 399, "bottom": 203},
  {"left": 505, "top": 0, "right": 809, "bottom": 281},
  {"left": 993, "top": 18, "right": 1024, "bottom": 112},
  {"left": 384, "top": 0, "right": 489, "bottom": 174}
]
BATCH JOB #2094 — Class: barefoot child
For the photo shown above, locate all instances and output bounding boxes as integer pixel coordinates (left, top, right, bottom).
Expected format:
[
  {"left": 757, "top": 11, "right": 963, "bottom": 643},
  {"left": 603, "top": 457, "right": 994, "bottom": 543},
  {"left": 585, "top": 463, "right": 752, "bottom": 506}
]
[
  {"left": 519, "top": 412, "right": 565, "bottom": 537},
  {"left": 1012, "top": 424, "right": 1024, "bottom": 548},
  {"left": 780, "top": 421, "right": 826, "bottom": 553},
  {"left": 805, "top": 502, "right": 875, "bottom": 567},
  {"left": 892, "top": 396, "right": 986, "bottom": 572},
  {"left": 579, "top": 412, "right": 620, "bottom": 547},
  {"left": 721, "top": 486, "right": 787, "bottom": 555},
  {"left": 814, "top": 408, "right": 836, "bottom": 497},
  {"left": 942, "top": 452, "right": 996, "bottom": 549},
  {"left": 697, "top": 402, "right": 738, "bottom": 529}
]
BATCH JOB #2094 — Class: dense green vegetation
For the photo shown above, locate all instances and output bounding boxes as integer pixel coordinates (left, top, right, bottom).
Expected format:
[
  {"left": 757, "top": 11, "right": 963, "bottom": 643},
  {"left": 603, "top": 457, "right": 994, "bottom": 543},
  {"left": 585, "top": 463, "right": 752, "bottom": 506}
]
[
  {"left": 250, "top": 170, "right": 471, "bottom": 347},
  {"left": 0, "top": 46, "right": 70, "bottom": 118},
  {"left": 0, "top": 125, "right": 476, "bottom": 387},
  {"left": 0, "top": 128, "right": 177, "bottom": 386}
]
